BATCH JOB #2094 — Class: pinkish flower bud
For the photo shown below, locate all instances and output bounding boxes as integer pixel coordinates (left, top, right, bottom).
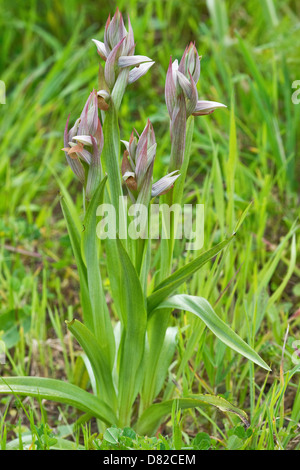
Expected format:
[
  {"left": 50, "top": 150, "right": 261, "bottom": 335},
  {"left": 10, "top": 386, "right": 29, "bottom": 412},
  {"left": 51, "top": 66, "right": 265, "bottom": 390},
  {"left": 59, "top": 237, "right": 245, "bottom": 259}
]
[
  {"left": 166, "top": 44, "right": 226, "bottom": 121},
  {"left": 121, "top": 121, "right": 179, "bottom": 203},
  {"left": 165, "top": 44, "right": 226, "bottom": 171},
  {"left": 165, "top": 57, "right": 177, "bottom": 119},
  {"left": 104, "top": 9, "right": 127, "bottom": 55},
  {"left": 121, "top": 120, "right": 156, "bottom": 203},
  {"left": 92, "top": 9, "right": 154, "bottom": 92},
  {"left": 178, "top": 42, "right": 200, "bottom": 85},
  {"left": 62, "top": 91, "right": 104, "bottom": 199},
  {"left": 63, "top": 115, "right": 85, "bottom": 184}
]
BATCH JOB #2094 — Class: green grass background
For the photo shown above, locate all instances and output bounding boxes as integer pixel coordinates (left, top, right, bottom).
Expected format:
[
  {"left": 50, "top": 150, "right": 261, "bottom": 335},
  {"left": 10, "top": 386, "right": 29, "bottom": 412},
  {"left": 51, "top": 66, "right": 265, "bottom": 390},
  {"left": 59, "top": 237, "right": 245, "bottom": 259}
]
[{"left": 0, "top": 0, "right": 300, "bottom": 450}]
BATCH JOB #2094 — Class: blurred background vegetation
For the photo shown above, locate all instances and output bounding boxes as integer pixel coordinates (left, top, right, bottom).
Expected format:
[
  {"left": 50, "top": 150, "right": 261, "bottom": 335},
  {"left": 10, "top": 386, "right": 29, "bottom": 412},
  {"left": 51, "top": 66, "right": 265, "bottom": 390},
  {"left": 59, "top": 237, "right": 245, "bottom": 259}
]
[{"left": 0, "top": 0, "right": 300, "bottom": 449}]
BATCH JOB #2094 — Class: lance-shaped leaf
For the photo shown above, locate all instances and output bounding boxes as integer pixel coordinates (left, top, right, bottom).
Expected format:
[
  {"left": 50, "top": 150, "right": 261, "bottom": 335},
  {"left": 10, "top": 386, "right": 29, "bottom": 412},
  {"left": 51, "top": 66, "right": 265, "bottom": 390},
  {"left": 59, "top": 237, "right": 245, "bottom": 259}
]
[
  {"left": 0, "top": 377, "right": 117, "bottom": 425},
  {"left": 156, "top": 294, "right": 271, "bottom": 371},
  {"left": 136, "top": 395, "right": 249, "bottom": 436},
  {"left": 81, "top": 176, "right": 115, "bottom": 367},
  {"left": 66, "top": 319, "right": 117, "bottom": 409},
  {"left": 60, "top": 197, "right": 94, "bottom": 332},
  {"left": 142, "top": 326, "right": 178, "bottom": 408},
  {"left": 147, "top": 236, "right": 234, "bottom": 314},
  {"left": 105, "top": 237, "right": 147, "bottom": 426}
]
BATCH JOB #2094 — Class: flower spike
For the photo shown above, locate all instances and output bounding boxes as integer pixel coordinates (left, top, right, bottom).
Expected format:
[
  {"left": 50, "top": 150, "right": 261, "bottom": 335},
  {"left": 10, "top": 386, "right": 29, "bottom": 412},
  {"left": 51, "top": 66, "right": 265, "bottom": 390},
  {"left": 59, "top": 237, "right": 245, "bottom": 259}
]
[
  {"left": 92, "top": 9, "right": 154, "bottom": 92},
  {"left": 165, "top": 43, "right": 226, "bottom": 170},
  {"left": 62, "top": 90, "right": 104, "bottom": 199}
]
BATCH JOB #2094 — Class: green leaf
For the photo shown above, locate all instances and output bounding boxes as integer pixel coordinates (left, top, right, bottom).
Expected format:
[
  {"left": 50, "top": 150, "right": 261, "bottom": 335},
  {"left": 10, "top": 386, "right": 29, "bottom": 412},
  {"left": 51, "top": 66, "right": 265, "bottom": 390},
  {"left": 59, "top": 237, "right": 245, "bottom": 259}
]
[
  {"left": 0, "top": 309, "right": 31, "bottom": 349},
  {"left": 49, "top": 163, "right": 82, "bottom": 232},
  {"left": 81, "top": 176, "right": 115, "bottom": 365},
  {"left": 153, "top": 326, "right": 178, "bottom": 399},
  {"left": 136, "top": 395, "right": 249, "bottom": 436},
  {"left": 157, "top": 294, "right": 271, "bottom": 371},
  {"left": 60, "top": 197, "right": 93, "bottom": 332},
  {"left": 141, "top": 326, "right": 177, "bottom": 410},
  {"left": 233, "top": 200, "right": 253, "bottom": 233},
  {"left": 0, "top": 377, "right": 117, "bottom": 425},
  {"left": 113, "top": 237, "right": 147, "bottom": 426},
  {"left": 266, "top": 234, "right": 296, "bottom": 310},
  {"left": 103, "top": 426, "right": 121, "bottom": 445},
  {"left": 105, "top": 237, "right": 147, "bottom": 425},
  {"left": 147, "top": 237, "right": 234, "bottom": 314},
  {"left": 66, "top": 319, "right": 117, "bottom": 409},
  {"left": 6, "top": 435, "right": 85, "bottom": 450},
  {"left": 193, "top": 432, "right": 211, "bottom": 450}
]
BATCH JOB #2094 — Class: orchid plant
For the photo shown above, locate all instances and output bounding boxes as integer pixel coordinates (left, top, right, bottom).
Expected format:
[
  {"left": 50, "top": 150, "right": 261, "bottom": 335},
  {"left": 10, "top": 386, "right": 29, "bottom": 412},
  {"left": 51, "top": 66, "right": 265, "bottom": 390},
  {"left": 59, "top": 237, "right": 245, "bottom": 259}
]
[{"left": 0, "top": 9, "right": 270, "bottom": 435}]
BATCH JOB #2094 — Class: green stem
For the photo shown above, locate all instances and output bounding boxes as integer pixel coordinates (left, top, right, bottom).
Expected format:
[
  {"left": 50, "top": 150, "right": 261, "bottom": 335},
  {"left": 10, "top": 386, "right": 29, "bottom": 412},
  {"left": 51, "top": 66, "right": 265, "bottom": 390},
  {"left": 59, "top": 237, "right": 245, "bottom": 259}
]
[{"left": 141, "top": 117, "right": 195, "bottom": 409}]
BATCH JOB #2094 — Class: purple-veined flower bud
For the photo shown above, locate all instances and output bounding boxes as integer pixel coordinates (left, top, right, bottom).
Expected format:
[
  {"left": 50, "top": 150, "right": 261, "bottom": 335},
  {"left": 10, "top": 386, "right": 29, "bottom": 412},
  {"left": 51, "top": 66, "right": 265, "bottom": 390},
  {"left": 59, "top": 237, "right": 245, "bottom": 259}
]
[
  {"left": 62, "top": 90, "right": 104, "bottom": 199},
  {"left": 135, "top": 120, "right": 156, "bottom": 189},
  {"left": 121, "top": 120, "right": 156, "bottom": 202},
  {"left": 92, "top": 9, "right": 154, "bottom": 91},
  {"left": 166, "top": 44, "right": 226, "bottom": 121},
  {"left": 165, "top": 57, "right": 177, "bottom": 120},
  {"left": 178, "top": 42, "right": 201, "bottom": 85},
  {"left": 121, "top": 121, "right": 179, "bottom": 203},
  {"left": 165, "top": 44, "right": 226, "bottom": 171},
  {"left": 63, "top": 115, "right": 85, "bottom": 184}
]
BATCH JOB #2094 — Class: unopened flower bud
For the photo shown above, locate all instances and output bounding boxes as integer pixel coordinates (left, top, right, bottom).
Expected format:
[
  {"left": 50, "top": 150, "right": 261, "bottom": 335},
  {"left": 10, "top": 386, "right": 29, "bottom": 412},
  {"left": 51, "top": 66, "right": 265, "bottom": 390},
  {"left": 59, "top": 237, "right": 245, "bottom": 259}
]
[
  {"left": 122, "top": 121, "right": 180, "bottom": 204},
  {"left": 92, "top": 9, "right": 154, "bottom": 92},
  {"left": 165, "top": 43, "right": 226, "bottom": 170},
  {"left": 62, "top": 90, "right": 104, "bottom": 199}
]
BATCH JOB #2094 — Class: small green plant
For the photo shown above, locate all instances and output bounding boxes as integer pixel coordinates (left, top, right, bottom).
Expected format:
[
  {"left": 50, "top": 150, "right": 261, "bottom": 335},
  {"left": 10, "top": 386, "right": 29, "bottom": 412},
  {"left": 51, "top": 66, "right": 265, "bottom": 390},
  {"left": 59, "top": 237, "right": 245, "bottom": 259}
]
[
  {"left": 0, "top": 8, "right": 270, "bottom": 436},
  {"left": 33, "top": 423, "right": 58, "bottom": 450}
]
